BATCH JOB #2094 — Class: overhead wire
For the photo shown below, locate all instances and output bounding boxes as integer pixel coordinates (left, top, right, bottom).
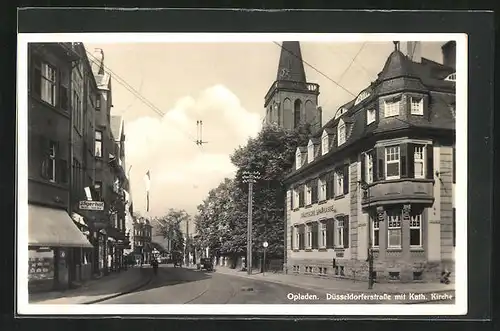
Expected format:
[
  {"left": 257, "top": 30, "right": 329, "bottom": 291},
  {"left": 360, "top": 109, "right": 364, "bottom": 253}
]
[{"left": 337, "top": 42, "right": 366, "bottom": 83}]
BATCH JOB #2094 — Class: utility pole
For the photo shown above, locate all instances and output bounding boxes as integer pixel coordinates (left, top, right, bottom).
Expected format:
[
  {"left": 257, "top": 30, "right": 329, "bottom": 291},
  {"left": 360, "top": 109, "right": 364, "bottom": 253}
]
[
  {"left": 195, "top": 120, "right": 208, "bottom": 146},
  {"left": 242, "top": 171, "right": 260, "bottom": 275},
  {"left": 185, "top": 217, "right": 189, "bottom": 266}
]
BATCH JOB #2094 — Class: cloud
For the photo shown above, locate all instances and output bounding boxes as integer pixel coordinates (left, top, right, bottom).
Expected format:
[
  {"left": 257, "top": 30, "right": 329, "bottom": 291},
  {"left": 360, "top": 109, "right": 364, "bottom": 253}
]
[{"left": 125, "top": 85, "right": 261, "bottom": 217}]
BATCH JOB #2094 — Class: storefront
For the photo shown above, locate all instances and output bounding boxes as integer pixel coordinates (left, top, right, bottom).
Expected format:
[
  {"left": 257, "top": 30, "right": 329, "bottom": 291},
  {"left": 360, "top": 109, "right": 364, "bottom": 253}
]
[{"left": 28, "top": 204, "right": 93, "bottom": 292}]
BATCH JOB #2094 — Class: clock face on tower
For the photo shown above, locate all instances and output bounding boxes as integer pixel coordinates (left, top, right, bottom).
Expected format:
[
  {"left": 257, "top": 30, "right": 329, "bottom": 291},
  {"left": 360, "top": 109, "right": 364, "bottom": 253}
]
[{"left": 280, "top": 68, "right": 290, "bottom": 79}]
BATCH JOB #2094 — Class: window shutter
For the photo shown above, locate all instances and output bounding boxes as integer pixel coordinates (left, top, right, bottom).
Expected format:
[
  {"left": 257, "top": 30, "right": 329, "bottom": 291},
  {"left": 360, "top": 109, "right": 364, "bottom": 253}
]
[
  {"left": 39, "top": 137, "right": 49, "bottom": 179},
  {"left": 290, "top": 226, "right": 294, "bottom": 249},
  {"left": 371, "top": 150, "right": 377, "bottom": 182},
  {"left": 343, "top": 164, "right": 349, "bottom": 194},
  {"left": 326, "top": 219, "right": 334, "bottom": 248},
  {"left": 33, "top": 63, "right": 42, "bottom": 97},
  {"left": 343, "top": 216, "right": 350, "bottom": 248},
  {"left": 452, "top": 146, "right": 456, "bottom": 183},
  {"left": 426, "top": 144, "right": 434, "bottom": 179},
  {"left": 360, "top": 153, "right": 366, "bottom": 183},
  {"left": 312, "top": 223, "right": 318, "bottom": 249},
  {"left": 376, "top": 147, "right": 385, "bottom": 180},
  {"left": 299, "top": 185, "right": 304, "bottom": 207},
  {"left": 407, "top": 143, "right": 415, "bottom": 178},
  {"left": 58, "top": 159, "right": 68, "bottom": 184},
  {"left": 400, "top": 143, "right": 408, "bottom": 178}
]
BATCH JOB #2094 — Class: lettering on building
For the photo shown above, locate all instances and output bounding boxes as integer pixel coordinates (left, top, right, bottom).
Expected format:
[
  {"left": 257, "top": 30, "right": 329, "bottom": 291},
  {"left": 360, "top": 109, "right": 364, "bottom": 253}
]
[{"left": 300, "top": 205, "right": 335, "bottom": 219}]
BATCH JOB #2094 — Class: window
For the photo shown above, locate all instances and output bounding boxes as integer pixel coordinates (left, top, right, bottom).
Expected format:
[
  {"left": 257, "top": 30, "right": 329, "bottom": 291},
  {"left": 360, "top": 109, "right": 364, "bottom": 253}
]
[
  {"left": 295, "top": 149, "right": 301, "bottom": 170},
  {"left": 311, "top": 180, "right": 319, "bottom": 204},
  {"left": 35, "top": 62, "right": 57, "bottom": 106},
  {"left": 299, "top": 185, "right": 305, "bottom": 208},
  {"left": 60, "top": 70, "right": 69, "bottom": 111},
  {"left": 372, "top": 217, "right": 380, "bottom": 247},
  {"left": 95, "top": 130, "right": 103, "bottom": 157},
  {"left": 387, "top": 210, "right": 402, "bottom": 248},
  {"left": 366, "top": 152, "right": 374, "bottom": 184},
  {"left": 414, "top": 145, "right": 425, "bottom": 178},
  {"left": 335, "top": 217, "right": 344, "bottom": 248},
  {"left": 305, "top": 183, "right": 312, "bottom": 205},
  {"left": 335, "top": 170, "right": 344, "bottom": 197},
  {"left": 306, "top": 224, "right": 312, "bottom": 249},
  {"left": 410, "top": 97, "right": 424, "bottom": 115},
  {"left": 321, "top": 131, "right": 329, "bottom": 155},
  {"left": 298, "top": 226, "right": 305, "bottom": 250},
  {"left": 96, "top": 97, "right": 101, "bottom": 110},
  {"left": 320, "top": 222, "right": 327, "bottom": 248},
  {"left": 293, "top": 189, "right": 300, "bottom": 209},
  {"left": 410, "top": 212, "right": 422, "bottom": 247},
  {"left": 319, "top": 177, "right": 327, "bottom": 201},
  {"left": 326, "top": 219, "right": 335, "bottom": 248},
  {"left": 307, "top": 141, "right": 314, "bottom": 163},
  {"left": 294, "top": 226, "right": 299, "bottom": 249},
  {"left": 385, "top": 146, "right": 400, "bottom": 180},
  {"left": 48, "top": 141, "right": 57, "bottom": 182},
  {"left": 367, "top": 108, "right": 376, "bottom": 125},
  {"left": 384, "top": 98, "right": 400, "bottom": 117},
  {"left": 355, "top": 90, "right": 370, "bottom": 105},
  {"left": 338, "top": 122, "right": 346, "bottom": 146},
  {"left": 94, "top": 181, "right": 102, "bottom": 200}
]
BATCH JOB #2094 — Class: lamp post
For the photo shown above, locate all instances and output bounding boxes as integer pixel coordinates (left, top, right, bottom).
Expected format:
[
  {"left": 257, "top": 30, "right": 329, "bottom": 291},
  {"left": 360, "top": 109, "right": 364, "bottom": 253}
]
[
  {"left": 360, "top": 180, "right": 375, "bottom": 289},
  {"left": 262, "top": 241, "right": 268, "bottom": 276},
  {"left": 242, "top": 170, "right": 260, "bottom": 275}
]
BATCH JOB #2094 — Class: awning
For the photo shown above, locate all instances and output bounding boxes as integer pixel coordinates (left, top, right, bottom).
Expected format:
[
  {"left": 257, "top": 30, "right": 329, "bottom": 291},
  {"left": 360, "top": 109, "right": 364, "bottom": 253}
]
[{"left": 29, "top": 204, "right": 93, "bottom": 248}]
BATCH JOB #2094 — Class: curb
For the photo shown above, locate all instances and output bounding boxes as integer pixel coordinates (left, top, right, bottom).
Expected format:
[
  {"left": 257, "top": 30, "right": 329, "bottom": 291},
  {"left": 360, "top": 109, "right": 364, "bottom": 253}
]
[
  {"left": 216, "top": 269, "right": 455, "bottom": 298},
  {"left": 83, "top": 272, "right": 153, "bottom": 304}
]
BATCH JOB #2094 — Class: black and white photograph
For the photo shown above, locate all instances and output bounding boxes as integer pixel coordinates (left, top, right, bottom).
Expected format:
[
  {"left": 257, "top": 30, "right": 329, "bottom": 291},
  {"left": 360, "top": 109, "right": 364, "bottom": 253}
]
[{"left": 17, "top": 32, "right": 467, "bottom": 316}]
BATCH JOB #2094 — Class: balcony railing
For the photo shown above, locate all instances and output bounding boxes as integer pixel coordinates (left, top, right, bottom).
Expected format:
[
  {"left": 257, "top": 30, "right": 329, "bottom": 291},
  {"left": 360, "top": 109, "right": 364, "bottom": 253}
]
[
  {"left": 265, "top": 80, "right": 320, "bottom": 101},
  {"left": 361, "top": 178, "right": 434, "bottom": 207}
]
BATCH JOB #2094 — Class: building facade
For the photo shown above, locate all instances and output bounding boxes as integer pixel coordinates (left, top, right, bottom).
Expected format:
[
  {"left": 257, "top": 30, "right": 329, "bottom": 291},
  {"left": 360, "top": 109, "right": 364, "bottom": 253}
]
[
  {"left": 284, "top": 41, "right": 456, "bottom": 283},
  {"left": 132, "top": 217, "right": 153, "bottom": 264},
  {"left": 27, "top": 43, "right": 93, "bottom": 292},
  {"left": 263, "top": 41, "right": 322, "bottom": 133}
]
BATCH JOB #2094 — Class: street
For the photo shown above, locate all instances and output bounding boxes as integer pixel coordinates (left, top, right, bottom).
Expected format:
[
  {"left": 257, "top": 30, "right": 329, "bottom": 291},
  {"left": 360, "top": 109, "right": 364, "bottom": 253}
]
[{"left": 96, "top": 265, "right": 455, "bottom": 305}]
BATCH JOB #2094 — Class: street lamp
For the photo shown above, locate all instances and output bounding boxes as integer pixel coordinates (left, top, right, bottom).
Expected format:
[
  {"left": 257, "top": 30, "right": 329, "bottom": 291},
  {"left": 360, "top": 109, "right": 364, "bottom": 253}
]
[
  {"left": 262, "top": 241, "right": 268, "bottom": 276},
  {"left": 359, "top": 180, "right": 375, "bottom": 290},
  {"left": 242, "top": 170, "right": 260, "bottom": 275}
]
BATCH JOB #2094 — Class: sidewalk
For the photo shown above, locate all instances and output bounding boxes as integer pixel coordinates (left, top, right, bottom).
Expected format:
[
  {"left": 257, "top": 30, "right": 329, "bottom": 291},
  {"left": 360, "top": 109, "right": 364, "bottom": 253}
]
[
  {"left": 215, "top": 266, "right": 455, "bottom": 294},
  {"left": 29, "top": 267, "right": 153, "bottom": 304}
]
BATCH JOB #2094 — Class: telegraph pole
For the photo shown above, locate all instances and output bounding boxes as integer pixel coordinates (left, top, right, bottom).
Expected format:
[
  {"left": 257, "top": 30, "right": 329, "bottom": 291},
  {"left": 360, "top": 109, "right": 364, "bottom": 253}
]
[{"left": 242, "top": 171, "right": 260, "bottom": 275}]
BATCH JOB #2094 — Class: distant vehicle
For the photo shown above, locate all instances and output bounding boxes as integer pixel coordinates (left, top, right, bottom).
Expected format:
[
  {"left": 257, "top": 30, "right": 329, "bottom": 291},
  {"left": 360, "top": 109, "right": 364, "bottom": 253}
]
[{"left": 197, "top": 258, "right": 214, "bottom": 272}]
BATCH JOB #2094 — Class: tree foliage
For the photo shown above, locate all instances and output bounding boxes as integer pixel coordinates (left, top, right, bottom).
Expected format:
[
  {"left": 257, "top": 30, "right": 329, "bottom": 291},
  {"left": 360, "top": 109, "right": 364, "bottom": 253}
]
[
  {"left": 156, "top": 208, "right": 188, "bottom": 253},
  {"left": 195, "top": 123, "right": 313, "bottom": 257}
]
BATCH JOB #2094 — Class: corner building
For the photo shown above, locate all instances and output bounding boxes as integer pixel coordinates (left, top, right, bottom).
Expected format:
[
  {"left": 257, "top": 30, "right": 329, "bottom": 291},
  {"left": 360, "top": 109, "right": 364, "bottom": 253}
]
[{"left": 284, "top": 41, "right": 456, "bottom": 283}]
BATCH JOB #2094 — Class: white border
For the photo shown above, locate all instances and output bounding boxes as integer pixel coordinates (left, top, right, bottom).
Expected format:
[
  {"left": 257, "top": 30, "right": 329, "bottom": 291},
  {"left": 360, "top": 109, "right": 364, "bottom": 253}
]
[{"left": 17, "top": 33, "right": 467, "bottom": 316}]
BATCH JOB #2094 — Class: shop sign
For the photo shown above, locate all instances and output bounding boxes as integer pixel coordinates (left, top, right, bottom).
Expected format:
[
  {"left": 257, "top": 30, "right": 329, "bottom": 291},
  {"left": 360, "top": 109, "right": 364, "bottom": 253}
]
[
  {"left": 300, "top": 204, "right": 335, "bottom": 219},
  {"left": 79, "top": 201, "right": 105, "bottom": 211}
]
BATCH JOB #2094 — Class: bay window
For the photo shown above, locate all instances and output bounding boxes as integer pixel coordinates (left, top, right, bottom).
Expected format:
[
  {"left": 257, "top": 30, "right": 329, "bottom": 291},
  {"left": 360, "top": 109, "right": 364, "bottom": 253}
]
[
  {"left": 387, "top": 210, "right": 402, "bottom": 248},
  {"left": 410, "top": 212, "right": 423, "bottom": 248},
  {"left": 385, "top": 146, "right": 400, "bottom": 180}
]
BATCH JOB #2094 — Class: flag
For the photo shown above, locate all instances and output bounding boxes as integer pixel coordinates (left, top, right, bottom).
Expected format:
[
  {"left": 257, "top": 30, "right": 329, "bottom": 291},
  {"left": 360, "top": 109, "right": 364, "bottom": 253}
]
[{"left": 144, "top": 170, "right": 151, "bottom": 212}]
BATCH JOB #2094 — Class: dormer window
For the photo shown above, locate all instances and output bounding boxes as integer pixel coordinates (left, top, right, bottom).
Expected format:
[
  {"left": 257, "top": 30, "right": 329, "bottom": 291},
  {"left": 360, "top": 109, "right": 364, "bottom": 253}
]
[
  {"left": 444, "top": 73, "right": 456, "bottom": 82},
  {"left": 335, "top": 107, "right": 347, "bottom": 119},
  {"left": 384, "top": 97, "right": 401, "bottom": 118},
  {"left": 321, "top": 130, "right": 329, "bottom": 155},
  {"left": 338, "top": 119, "right": 346, "bottom": 146},
  {"left": 410, "top": 97, "right": 424, "bottom": 115},
  {"left": 366, "top": 108, "right": 376, "bottom": 125},
  {"left": 295, "top": 149, "right": 302, "bottom": 170},
  {"left": 307, "top": 140, "right": 314, "bottom": 163},
  {"left": 355, "top": 90, "right": 370, "bottom": 105}
]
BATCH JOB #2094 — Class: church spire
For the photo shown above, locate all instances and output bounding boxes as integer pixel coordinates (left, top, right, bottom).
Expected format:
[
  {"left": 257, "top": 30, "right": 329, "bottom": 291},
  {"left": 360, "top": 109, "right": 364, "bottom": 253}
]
[{"left": 276, "top": 41, "right": 307, "bottom": 82}]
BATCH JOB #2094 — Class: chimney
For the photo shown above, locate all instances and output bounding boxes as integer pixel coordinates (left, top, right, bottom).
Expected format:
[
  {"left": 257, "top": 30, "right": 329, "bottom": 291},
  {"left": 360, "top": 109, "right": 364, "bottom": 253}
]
[
  {"left": 441, "top": 41, "right": 456, "bottom": 70},
  {"left": 400, "top": 41, "right": 421, "bottom": 63}
]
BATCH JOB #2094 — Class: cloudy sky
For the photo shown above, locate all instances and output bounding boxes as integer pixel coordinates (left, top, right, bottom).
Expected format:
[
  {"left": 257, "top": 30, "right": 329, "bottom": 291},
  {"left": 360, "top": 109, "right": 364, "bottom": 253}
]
[{"left": 85, "top": 40, "right": 446, "bottom": 218}]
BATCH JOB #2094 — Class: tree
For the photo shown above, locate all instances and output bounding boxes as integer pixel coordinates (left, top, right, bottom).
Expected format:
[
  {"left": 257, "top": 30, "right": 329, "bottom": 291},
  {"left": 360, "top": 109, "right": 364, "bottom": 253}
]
[
  {"left": 195, "top": 123, "right": 313, "bottom": 258},
  {"left": 156, "top": 208, "right": 188, "bottom": 253}
]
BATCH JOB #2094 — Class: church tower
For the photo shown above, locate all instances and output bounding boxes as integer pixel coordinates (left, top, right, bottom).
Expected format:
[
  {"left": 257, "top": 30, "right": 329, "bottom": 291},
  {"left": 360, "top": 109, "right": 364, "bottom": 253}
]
[{"left": 264, "top": 41, "right": 321, "bottom": 132}]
